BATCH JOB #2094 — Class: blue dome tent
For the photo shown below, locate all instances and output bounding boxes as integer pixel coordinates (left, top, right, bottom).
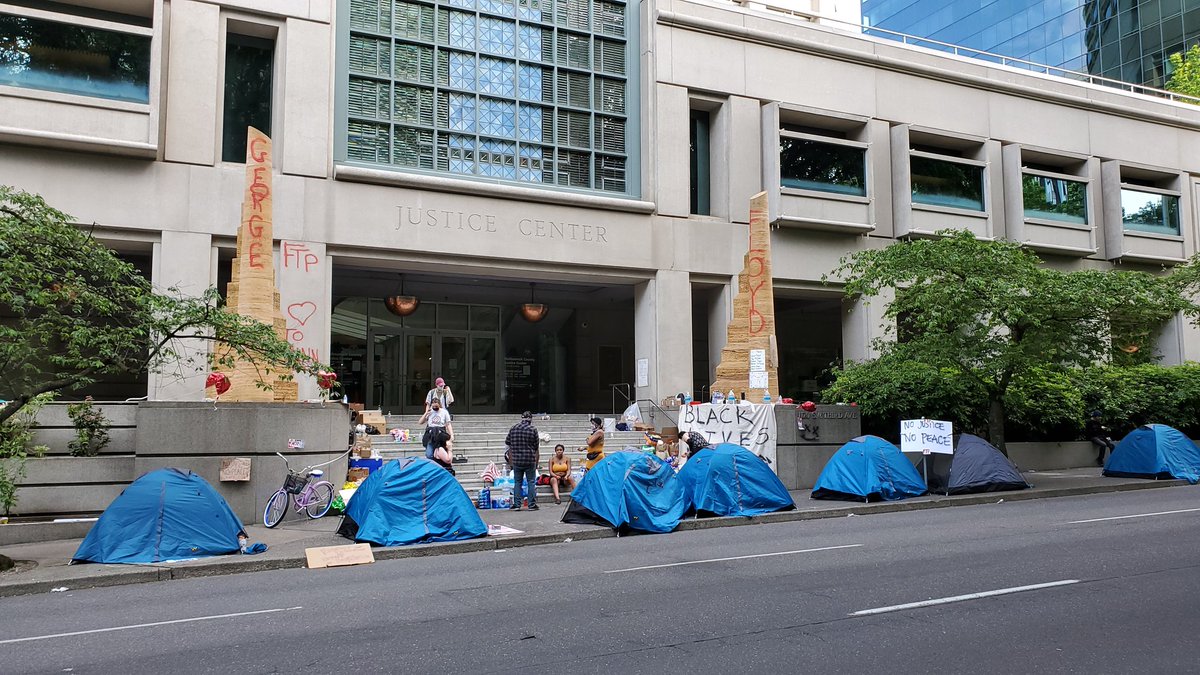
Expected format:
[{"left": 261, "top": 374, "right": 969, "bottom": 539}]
[
  {"left": 72, "top": 468, "right": 245, "bottom": 564},
  {"left": 337, "top": 458, "right": 487, "bottom": 546},
  {"left": 924, "top": 434, "right": 1031, "bottom": 494},
  {"left": 678, "top": 443, "right": 795, "bottom": 517},
  {"left": 561, "top": 451, "right": 687, "bottom": 533},
  {"left": 1103, "top": 424, "right": 1200, "bottom": 484},
  {"left": 811, "top": 435, "right": 927, "bottom": 502}
]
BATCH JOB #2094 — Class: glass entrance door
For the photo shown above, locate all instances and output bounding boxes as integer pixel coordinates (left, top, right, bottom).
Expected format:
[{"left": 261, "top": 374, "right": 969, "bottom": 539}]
[
  {"left": 469, "top": 336, "right": 499, "bottom": 413},
  {"left": 402, "top": 332, "right": 434, "bottom": 415}
]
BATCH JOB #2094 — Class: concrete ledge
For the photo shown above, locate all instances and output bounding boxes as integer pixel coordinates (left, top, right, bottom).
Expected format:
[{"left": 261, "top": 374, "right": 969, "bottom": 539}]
[{"left": 0, "top": 521, "right": 96, "bottom": 547}]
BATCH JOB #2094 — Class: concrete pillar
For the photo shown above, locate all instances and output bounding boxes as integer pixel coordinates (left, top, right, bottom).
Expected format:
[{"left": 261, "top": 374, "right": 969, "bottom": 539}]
[
  {"left": 278, "top": 241, "right": 331, "bottom": 399},
  {"left": 841, "top": 287, "right": 894, "bottom": 363},
  {"left": 149, "top": 231, "right": 215, "bottom": 400},
  {"left": 656, "top": 83, "right": 690, "bottom": 218},
  {"left": 634, "top": 270, "right": 693, "bottom": 403},
  {"left": 281, "top": 18, "right": 332, "bottom": 178},
  {"left": 727, "top": 96, "right": 763, "bottom": 224},
  {"left": 983, "top": 138, "right": 1004, "bottom": 240},
  {"left": 164, "top": 0, "right": 220, "bottom": 166}
]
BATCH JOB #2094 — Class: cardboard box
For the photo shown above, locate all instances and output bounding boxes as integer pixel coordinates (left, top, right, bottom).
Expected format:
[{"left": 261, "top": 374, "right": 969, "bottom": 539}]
[
  {"left": 347, "top": 467, "right": 369, "bottom": 482},
  {"left": 634, "top": 423, "right": 654, "bottom": 432},
  {"left": 306, "top": 543, "right": 374, "bottom": 569},
  {"left": 662, "top": 426, "right": 679, "bottom": 440},
  {"left": 356, "top": 410, "right": 387, "bottom": 430}
]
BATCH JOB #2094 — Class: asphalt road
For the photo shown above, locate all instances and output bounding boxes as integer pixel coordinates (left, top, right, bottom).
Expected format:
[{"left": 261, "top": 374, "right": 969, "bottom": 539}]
[{"left": 2, "top": 487, "right": 1199, "bottom": 674}]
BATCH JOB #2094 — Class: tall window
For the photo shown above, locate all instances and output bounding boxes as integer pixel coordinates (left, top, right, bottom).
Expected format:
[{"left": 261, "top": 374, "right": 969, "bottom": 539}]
[
  {"left": 344, "top": 0, "right": 632, "bottom": 193},
  {"left": 221, "top": 34, "right": 275, "bottom": 163},
  {"left": 0, "top": 11, "right": 151, "bottom": 103},
  {"left": 689, "top": 109, "right": 710, "bottom": 215}
]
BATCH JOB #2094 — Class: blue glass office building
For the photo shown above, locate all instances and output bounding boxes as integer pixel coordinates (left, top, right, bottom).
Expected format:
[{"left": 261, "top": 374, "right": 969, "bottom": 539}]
[{"left": 862, "top": 1, "right": 1200, "bottom": 87}]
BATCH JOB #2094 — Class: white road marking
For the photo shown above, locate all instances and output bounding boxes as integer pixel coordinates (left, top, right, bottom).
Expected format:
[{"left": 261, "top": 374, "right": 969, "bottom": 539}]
[
  {"left": 1067, "top": 507, "right": 1200, "bottom": 524},
  {"left": 604, "top": 544, "right": 863, "bottom": 574},
  {"left": 851, "top": 580, "right": 1079, "bottom": 616},
  {"left": 0, "top": 606, "right": 302, "bottom": 645}
]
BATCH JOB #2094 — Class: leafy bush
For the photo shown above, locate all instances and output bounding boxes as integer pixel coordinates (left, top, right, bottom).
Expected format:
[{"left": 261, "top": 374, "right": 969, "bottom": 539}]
[
  {"left": 0, "top": 393, "right": 52, "bottom": 516},
  {"left": 67, "top": 397, "right": 110, "bottom": 457}
]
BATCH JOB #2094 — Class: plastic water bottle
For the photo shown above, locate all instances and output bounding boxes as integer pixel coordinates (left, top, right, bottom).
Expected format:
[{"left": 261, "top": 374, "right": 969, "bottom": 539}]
[
  {"left": 712, "top": 390, "right": 724, "bottom": 404},
  {"left": 763, "top": 390, "right": 772, "bottom": 404},
  {"left": 727, "top": 389, "right": 736, "bottom": 403}
]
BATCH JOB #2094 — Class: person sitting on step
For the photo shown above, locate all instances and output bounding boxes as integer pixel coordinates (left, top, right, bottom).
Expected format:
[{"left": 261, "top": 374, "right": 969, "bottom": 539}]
[{"left": 548, "top": 443, "right": 573, "bottom": 504}]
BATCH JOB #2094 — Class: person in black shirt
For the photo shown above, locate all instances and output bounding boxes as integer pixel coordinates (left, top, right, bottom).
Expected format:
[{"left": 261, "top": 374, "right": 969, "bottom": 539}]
[
  {"left": 505, "top": 411, "right": 540, "bottom": 510},
  {"left": 1086, "top": 411, "right": 1115, "bottom": 467}
]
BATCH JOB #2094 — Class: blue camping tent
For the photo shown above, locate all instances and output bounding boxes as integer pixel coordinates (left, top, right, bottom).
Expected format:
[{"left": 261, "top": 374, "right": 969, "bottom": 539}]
[
  {"left": 337, "top": 458, "right": 487, "bottom": 546},
  {"left": 72, "top": 468, "right": 245, "bottom": 564},
  {"left": 561, "top": 451, "right": 687, "bottom": 533},
  {"left": 811, "top": 435, "right": 927, "bottom": 502},
  {"left": 1104, "top": 424, "right": 1200, "bottom": 484},
  {"left": 924, "top": 434, "right": 1031, "bottom": 494},
  {"left": 678, "top": 443, "right": 795, "bottom": 517}
]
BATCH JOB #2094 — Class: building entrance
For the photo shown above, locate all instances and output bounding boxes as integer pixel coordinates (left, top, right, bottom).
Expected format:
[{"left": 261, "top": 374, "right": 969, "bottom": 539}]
[{"left": 363, "top": 303, "right": 502, "bottom": 415}]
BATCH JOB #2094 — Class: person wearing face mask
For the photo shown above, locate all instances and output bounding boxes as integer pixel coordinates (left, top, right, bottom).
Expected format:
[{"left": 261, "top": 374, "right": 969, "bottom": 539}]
[
  {"left": 425, "top": 377, "right": 455, "bottom": 417},
  {"left": 581, "top": 417, "right": 605, "bottom": 471},
  {"left": 418, "top": 398, "right": 453, "bottom": 461}
]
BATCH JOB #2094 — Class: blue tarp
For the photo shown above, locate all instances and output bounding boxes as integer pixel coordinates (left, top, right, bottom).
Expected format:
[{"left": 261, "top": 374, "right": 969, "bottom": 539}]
[
  {"left": 72, "top": 468, "right": 245, "bottom": 564},
  {"left": 1104, "top": 424, "right": 1200, "bottom": 484},
  {"left": 562, "top": 451, "right": 687, "bottom": 533},
  {"left": 678, "top": 443, "right": 795, "bottom": 517},
  {"left": 811, "top": 435, "right": 928, "bottom": 502},
  {"left": 338, "top": 458, "right": 487, "bottom": 546},
  {"left": 925, "top": 434, "right": 1031, "bottom": 495}
]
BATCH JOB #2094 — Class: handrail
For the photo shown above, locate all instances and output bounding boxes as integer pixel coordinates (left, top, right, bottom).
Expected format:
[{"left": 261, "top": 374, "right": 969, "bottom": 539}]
[
  {"left": 610, "top": 382, "right": 631, "bottom": 415},
  {"left": 723, "top": 0, "right": 1200, "bottom": 106},
  {"left": 638, "top": 398, "right": 678, "bottom": 427}
]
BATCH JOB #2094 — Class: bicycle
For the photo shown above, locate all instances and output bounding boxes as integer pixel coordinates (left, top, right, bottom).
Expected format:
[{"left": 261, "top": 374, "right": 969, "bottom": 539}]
[{"left": 263, "top": 452, "right": 338, "bottom": 528}]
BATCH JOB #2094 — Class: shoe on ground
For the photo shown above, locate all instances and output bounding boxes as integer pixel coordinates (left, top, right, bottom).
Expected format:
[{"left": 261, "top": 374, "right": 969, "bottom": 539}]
[
  {"left": 1096, "top": 458, "right": 1104, "bottom": 466},
  {"left": 509, "top": 505, "right": 521, "bottom": 510},
  {"left": 554, "top": 498, "right": 561, "bottom": 505},
  {"left": 528, "top": 504, "right": 539, "bottom": 511}
]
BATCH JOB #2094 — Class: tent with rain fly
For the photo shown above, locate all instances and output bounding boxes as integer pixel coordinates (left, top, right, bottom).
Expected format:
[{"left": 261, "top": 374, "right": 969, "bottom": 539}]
[
  {"left": 72, "top": 468, "right": 245, "bottom": 564},
  {"left": 923, "top": 434, "right": 1031, "bottom": 494},
  {"left": 337, "top": 457, "right": 488, "bottom": 546},
  {"left": 678, "top": 443, "right": 795, "bottom": 516},
  {"left": 1103, "top": 424, "right": 1200, "bottom": 484},
  {"left": 562, "top": 451, "right": 687, "bottom": 533},
  {"left": 810, "top": 435, "right": 928, "bottom": 502}
]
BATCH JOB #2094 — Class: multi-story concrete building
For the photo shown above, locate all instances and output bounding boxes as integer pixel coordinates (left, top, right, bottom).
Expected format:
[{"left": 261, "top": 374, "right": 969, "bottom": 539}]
[
  {"left": 3, "top": 0, "right": 1200, "bottom": 415},
  {"left": 862, "top": 0, "right": 1200, "bottom": 88}
]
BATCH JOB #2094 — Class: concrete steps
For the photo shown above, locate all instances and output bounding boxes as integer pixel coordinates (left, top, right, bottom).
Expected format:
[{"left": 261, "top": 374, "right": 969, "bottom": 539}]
[{"left": 361, "top": 413, "right": 661, "bottom": 498}]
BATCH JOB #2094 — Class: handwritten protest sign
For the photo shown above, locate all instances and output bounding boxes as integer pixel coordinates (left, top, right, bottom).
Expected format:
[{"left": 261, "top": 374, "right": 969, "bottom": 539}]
[
  {"left": 678, "top": 404, "right": 778, "bottom": 471},
  {"left": 900, "top": 419, "right": 954, "bottom": 455}
]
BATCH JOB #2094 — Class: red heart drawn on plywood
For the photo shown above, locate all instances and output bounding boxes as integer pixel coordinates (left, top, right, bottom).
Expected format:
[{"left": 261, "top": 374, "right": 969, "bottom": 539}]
[{"left": 287, "top": 301, "right": 317, "bottom": 326}]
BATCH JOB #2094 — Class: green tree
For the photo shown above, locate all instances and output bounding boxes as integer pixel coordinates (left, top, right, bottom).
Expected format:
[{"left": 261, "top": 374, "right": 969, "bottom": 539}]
[
  {"left": 0, "top": 185, "right": 327, "bottom": 426},
  {"left": 1166, "top": 45, "right": 1200, "bottom": 100},
  {"left": 827, "top": 230, "right": 1188, "bottom": 454}
]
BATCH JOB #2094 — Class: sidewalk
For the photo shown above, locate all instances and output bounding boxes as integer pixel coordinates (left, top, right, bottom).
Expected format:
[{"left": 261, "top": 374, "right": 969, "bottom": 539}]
[{"left": 0, "top": 468, "right": 1189, "bottom": 597}]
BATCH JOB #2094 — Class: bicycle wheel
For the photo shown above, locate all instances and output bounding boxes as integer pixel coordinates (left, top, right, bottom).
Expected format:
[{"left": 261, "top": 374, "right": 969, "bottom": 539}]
[
  {"left": 263, "top": 489, "right": 290, "bottom": 528},
  {"left": 304, "top": 481, "right": 335, "bottom": 519}
]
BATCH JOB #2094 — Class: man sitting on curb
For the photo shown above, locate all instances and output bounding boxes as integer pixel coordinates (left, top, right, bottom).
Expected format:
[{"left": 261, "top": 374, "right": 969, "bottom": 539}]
[{"left": 505, "top": 411, "right": 540, "bottom": 511}]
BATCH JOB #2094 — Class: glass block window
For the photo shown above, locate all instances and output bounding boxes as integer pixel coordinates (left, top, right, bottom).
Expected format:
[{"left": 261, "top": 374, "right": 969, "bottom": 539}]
[{"left": 345, "top": 0, "right": 632, "bottom": 193}]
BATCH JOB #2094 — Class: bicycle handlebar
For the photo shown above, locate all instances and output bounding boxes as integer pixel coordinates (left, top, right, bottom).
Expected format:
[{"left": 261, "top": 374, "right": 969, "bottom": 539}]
[{"left": 275, "top": 447, "right": 352, "bottom": 475}]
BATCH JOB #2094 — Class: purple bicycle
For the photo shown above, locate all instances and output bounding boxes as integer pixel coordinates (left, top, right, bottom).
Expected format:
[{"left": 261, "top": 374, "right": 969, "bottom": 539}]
[{"left": 263, "top": 452, "right": 337, "bottom": 528}]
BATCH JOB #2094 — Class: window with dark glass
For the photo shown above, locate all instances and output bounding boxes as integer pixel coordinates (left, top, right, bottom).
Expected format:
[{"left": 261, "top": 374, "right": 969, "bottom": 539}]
[
  {"left": 689, "top": 109, "right": 710, "bottom": 215},
  {"left": 0, "top": 12, "right": 150, "bottom": 103},
  {"left": 910, "top": 154, "right": 984, "bottom": 211},
  {"left": 1121, "top": 188, "right": 1180, "bottom": 235},
  {"left": 779, "top": 137, "right": 866, "bottom": 196},
  {"left": 1022, "top": 173, "right": 1088, "bottom": 224},
  {"left": 221, "top": 34, "right": 275, "bottom": 163}
]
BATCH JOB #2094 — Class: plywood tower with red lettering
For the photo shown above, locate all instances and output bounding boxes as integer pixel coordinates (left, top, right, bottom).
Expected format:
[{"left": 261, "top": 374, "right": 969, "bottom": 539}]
[
  {"left": 210, "top": 127, "right": 298, "bottom": 402},
  {"left": 711, "top": 192, "right": 780, "bottom": 401}
]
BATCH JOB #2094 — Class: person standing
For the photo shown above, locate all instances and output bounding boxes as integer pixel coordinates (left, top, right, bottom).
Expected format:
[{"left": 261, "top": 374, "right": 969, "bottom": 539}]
[
  {"left": 425, "top": 377, "right": 455, "bottom": 416},
  {"left": 1086, "top": 411, "right": 1115, "bottom": 466},
  {"left": 582, "top": 417, "right": 605, "bottom": 470},
  {"left": 505, "top": 411, "right": 540, "bottom": 511},
  {"left": 418, "top": 398, "right": 453, "bottom": 460}
]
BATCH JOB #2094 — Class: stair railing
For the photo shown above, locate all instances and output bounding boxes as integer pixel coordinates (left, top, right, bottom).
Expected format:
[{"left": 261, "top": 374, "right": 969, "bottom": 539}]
[{"left": 610, "top": 382, "right": 631, "bottom": 414}]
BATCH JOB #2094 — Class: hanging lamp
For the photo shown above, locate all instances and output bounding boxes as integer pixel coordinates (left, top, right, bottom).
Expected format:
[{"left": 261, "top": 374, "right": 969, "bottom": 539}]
[
  {"left": 519, "top": 282, "right": 548, "bottom": 322},
  {"left": 384, "top": 274, "right": 420, "bottom": 317}
]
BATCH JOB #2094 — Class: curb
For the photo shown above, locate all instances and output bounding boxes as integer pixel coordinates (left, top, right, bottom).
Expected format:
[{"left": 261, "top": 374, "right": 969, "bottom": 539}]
[{"left": 0, "top": 478, "right": 1187, "bottom": 598}]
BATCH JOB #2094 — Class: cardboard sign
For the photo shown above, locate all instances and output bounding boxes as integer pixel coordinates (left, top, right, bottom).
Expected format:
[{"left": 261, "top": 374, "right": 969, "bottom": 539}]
[
  {"left": 900, "top": 419, "right": 954, "bottom": 455},
  {"left": 306, "top": 543, "right": 375, "bottom": 569},
  {"left": 219, "top": 457, "right": 251, "bottom": 482}
]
